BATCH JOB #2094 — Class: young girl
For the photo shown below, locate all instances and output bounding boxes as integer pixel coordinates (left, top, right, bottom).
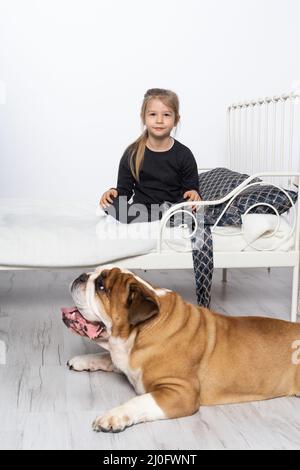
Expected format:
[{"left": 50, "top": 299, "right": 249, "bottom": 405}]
[{"left": 99, "top": 88, "right": 201, "bottom": 223}]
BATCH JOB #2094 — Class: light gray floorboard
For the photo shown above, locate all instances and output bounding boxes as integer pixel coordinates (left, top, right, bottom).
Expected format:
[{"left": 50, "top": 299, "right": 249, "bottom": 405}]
[{"left": 0, "top": 267, "right": 299, "bottom": 449}]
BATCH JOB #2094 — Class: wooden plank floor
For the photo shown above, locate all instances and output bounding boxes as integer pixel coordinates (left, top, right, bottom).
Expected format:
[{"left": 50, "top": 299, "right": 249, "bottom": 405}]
[{"left": 0, "top": 267, "right": 299, "bottom": 450}]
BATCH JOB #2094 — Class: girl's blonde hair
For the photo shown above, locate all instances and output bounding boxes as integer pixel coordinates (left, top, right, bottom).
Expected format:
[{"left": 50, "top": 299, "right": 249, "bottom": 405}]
[{"left": 125, "top": 88, "right": 180, "bottom": 182}]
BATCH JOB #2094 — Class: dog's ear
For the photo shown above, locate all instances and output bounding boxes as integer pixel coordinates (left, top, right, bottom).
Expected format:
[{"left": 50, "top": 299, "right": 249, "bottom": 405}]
[{"left": 127, "top": 283, "right": 159, "bottom": 326}]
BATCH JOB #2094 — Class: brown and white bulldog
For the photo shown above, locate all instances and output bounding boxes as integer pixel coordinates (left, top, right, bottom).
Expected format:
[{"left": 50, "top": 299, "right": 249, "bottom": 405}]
[{"left": 62, "top": 264, "right": 300, "bottom": 433}]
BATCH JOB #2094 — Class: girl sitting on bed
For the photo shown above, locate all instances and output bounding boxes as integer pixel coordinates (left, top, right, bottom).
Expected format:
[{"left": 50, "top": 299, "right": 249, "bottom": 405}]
[{"left": 99, "top": 88, "right": 201, "bottom": 224}]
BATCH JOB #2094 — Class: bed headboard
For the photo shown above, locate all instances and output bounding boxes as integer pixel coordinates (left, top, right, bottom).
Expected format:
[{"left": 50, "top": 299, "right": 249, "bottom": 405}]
[{"left": 226, "top": 91, "right": 300, "bottom": 189}]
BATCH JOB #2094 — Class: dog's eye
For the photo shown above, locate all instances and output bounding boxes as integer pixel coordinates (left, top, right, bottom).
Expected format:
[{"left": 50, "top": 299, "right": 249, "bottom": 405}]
[
  {"left": 96, "top": 277, "right": 105, "bottom": 291},
  {"left": 127, "top": 291, "right": 135, "bottom": 307}
]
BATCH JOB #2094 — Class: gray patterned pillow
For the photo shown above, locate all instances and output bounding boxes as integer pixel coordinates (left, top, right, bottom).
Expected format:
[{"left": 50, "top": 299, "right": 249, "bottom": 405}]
[
  {"left": 198, "top": 168, "right": 297, "bottom": 226},
  {"left": 235, "top": 184, "right": 298, "bottom": 217}
]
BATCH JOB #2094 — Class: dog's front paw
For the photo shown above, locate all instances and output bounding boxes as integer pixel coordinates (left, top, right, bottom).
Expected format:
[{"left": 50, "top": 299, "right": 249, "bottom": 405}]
[
  {"left": 67, "top": 354, "right": 108, "bottom": 372},
  {"left": 92, "top": 408, "right": 133, "bottom": 433},
  {"left": 67, "top": 353, "right": 113, "bottom": 372},
  {"left": 67, "top": 355, "right": 91, "bottom": 371}
]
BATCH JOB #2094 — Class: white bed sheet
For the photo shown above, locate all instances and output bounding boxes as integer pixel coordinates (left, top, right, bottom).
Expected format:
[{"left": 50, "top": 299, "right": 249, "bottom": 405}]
[{"left": 0, "top": 199, "right": 294, "bottom": 267}]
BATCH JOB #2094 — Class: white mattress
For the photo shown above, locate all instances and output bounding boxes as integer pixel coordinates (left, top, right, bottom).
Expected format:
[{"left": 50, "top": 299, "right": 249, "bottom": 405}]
[{"left": 0, "top": 199, "right": 294, "bottom": 267}]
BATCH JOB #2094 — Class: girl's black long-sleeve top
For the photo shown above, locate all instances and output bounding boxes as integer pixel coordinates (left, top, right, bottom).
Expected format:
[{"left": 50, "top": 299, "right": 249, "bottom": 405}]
[{"left": 115, "top": 139, "right": 199, "bottom": 206}]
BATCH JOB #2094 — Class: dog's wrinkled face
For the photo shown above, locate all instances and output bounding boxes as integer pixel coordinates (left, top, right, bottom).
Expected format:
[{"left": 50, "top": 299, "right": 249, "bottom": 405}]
[{"left": 63, "top": 265, "right": 160, "bottom": 339}]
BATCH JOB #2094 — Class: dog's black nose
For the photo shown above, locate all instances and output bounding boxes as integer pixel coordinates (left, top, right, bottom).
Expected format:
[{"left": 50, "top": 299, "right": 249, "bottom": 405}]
[
  {"left": 75, "top": 273, "right": 89, "bottom": 284},
  {"left": 70, "top": 273, "right": 89, "bottom": 292}
]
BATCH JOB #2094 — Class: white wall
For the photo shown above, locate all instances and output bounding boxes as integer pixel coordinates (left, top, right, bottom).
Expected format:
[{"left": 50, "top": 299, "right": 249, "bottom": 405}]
[{"left": 0, "top": 0, "right": 299, "bottom": 202}]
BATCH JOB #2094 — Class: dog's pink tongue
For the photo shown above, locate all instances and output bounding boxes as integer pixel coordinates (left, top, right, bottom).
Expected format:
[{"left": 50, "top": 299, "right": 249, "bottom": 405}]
[{"left": 61, "top": 307, "right": 103, "bottom": 339}]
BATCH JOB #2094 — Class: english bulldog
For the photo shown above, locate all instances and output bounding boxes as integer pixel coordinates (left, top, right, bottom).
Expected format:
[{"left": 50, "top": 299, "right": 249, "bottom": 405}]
[{"left": 62, "top": 264, "right": 300, "bottom": 433}]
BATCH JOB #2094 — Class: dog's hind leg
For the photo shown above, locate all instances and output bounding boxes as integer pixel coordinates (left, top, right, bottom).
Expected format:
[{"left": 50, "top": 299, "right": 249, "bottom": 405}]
[{"left": 292, "top": 362, "right": 300, "bottom": 397}]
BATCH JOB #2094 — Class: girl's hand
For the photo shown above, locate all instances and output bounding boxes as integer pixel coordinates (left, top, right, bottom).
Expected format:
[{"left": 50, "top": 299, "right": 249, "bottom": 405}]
[
  {"left": 100, "top": 188, "right": 118, "bottom": 209},
  {"left": 183, "top": 190, "right": 202, "bottom": 212}
]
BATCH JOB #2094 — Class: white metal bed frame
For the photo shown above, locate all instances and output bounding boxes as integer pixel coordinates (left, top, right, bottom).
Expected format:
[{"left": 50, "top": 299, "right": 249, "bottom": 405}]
[
  {"left": 1, "top": 92, "right": 300, "bottom": 320},
  {"left": 114, "top": 170, "right": 300, "bottom": 321}
]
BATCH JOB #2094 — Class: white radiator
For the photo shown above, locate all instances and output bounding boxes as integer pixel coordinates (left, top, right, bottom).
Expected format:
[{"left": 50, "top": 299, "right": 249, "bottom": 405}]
[{"left": 227, "top": 91, "right": 300, "bottom": 190}]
